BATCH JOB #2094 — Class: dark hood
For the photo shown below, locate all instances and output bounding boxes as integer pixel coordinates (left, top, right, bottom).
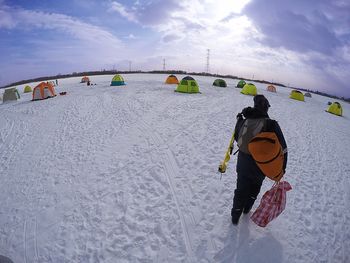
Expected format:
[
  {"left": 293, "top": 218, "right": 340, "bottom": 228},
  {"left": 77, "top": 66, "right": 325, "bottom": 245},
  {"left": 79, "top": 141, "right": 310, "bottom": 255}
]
[{"left": 241, "top": 107, "right": 269, "bottom": 119}]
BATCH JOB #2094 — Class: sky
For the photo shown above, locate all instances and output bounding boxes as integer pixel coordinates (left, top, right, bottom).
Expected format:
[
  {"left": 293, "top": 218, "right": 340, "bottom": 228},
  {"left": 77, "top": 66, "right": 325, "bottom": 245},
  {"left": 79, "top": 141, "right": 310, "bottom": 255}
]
[{"left": 0, "top": 0, "right": 349, "bottom": 97}]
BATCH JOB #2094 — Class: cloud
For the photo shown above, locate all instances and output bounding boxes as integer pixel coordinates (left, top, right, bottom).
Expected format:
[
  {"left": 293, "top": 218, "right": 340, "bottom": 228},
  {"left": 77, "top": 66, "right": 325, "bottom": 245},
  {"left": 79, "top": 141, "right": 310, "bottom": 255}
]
[
  {"left": 221, "top": 12, "right": 241, "bottom": 23},
  {"left": 162, "top": 34, "right": 182, "bottom": 43},
  {"left": 109, "top": 0, "right": 181, "bottom": 26},
  {"left": 133, "top": 0, "right": 181, "bottom": 26},
  {"left": 109, "top": 1, "right": 137, "bottom": 23},
  {"left": 239, "top": 0, "right": 350, "bottom": 97},
  {"left": 0, "top": 5, "right": 16, "bottom": 28},
  {"left": 126, "top": 33, "right": 137, "bottom": 39},
  {"left": 243, "top": 0, "right": 349, "bottom": 56},
  {"left": 0, "top": 4, "right": 126, "bottom": 51},
  {"left": 0, "top": 5, "right": 127, "bottom": 86}
]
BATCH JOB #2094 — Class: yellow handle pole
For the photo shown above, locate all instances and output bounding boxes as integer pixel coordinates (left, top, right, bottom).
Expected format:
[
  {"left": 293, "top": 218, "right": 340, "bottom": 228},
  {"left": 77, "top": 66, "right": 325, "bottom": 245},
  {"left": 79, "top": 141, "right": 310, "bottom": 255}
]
[{"left": 218, "top": 132, "right": 235, "bottom": 174}]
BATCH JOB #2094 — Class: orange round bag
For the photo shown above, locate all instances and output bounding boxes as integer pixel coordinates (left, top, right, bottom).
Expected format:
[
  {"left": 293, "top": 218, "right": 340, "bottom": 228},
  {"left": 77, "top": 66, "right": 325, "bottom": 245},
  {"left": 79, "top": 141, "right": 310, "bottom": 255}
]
[{"left": 248, "top": 132, "right": 284, "bottom": 181}]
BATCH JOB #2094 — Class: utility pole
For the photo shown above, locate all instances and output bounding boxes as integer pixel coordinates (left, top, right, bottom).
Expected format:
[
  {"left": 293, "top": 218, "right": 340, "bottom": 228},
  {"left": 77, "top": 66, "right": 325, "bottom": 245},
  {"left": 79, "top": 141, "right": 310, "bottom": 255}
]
[
  {"left": 206, "top": 49, "right": 210, "bottom": 73},
  {"left": 163, "top": 58, "right": 166, "bottom": 71}
]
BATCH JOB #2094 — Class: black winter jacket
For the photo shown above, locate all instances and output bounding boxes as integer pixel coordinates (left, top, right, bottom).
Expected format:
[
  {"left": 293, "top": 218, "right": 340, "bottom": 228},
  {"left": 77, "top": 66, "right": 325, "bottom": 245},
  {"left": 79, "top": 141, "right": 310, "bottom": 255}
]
[{"left": 233, "top": 107, "right": 288, "bottom": 182}]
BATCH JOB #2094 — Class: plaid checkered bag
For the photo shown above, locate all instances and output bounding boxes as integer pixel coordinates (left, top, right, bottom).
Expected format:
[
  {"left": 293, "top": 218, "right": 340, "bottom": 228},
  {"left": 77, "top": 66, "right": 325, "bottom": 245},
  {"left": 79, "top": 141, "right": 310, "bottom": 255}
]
[{"left": 251, "top": 181, "right": 292, "bottom": 227}]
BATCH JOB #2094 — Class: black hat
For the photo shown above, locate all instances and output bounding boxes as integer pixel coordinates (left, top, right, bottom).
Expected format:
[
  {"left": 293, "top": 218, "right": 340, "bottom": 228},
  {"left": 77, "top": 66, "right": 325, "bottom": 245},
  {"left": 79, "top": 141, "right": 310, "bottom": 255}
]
[{"left": 254, "top": 95, "right": 270, "bottom": 113}]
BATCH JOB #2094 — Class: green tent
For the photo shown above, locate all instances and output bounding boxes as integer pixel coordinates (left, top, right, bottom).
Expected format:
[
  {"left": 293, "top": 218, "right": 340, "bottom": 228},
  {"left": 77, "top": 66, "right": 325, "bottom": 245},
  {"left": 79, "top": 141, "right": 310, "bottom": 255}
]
[
  {"left": 326, "top": 102, "right": 342, "bottom": 116},
  {"left": 175, "top": 76, "right": 200, "bottom": 93},
  {"left": 111, "top": 74, "right": 126, "bottom": 86},
  {"left": 289, "top": 90, "right": 304, "bottom": 101},
  {"left": 213, "top": 79, "right": 227, "bottom": 87},
  {"left": 3, "top": 87, "right": 20, "bottom": 102},
  {"left": 241, "top": 83, "right": 257, "bottom": 96},
  {"left": 236, "top": 80, "right": 246, "bottom": 88}
]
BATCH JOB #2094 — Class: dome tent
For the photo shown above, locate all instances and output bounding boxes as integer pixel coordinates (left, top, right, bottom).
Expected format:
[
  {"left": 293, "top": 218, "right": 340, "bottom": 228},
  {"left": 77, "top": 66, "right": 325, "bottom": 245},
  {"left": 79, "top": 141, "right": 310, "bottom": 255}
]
[
  {"left": 326, "top": 102, "right": 343, "bottom": 116},
  {"left": 3, "top": 88, "right": 20, "bottom": 102},
  {"left": 267, "top": 85, "right": 276, "bottom": 92},
  {"left": 175, "top": 76, "right": 200, "bottom": 93},
  {"left": 165, "top": 75, "right": 179, "bottom": 84},
  {"left": 289, "top": 90, "right": 304, "bottom": 101},
  {"left": 81, "top": 76, "right": 90, "bottom": 83},
  {"left": 304, "top": 92, "right": 312, "bottom": 97},
  {"left": 24, "top": 85, "right": 32, "bottom": 93},
  {"left": 236, "top": 80, "right": 246, "bottom": 88},
  {"left": 111, "top": 74, "right": 126, "bottom": 86},
  {"left": 32, "top": 82, "right": 56, "bottom": 101},
  {"left": 213, "top": 79, "right": 227, "bottom": 87},
  {"left": 241, "top": 83, "right": 257, "bottom": 96}
]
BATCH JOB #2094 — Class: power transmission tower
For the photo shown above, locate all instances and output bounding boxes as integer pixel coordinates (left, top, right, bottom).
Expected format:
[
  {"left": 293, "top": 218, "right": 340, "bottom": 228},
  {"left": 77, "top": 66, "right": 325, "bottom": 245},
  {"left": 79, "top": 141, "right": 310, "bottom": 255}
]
[
  {"left": 206, "top": 49, "right": 210, "bottom": 73},
  {"left": 129, "top": 61, "right": 132, "bottom": 71},
  {"left": 163, "top": 58, "right": 166, "bottom": 71}
]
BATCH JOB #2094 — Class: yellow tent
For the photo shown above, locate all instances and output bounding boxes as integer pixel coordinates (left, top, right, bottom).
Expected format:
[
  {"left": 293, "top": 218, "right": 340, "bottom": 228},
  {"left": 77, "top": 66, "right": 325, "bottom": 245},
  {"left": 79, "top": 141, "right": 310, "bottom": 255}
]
[
  {"left": 175, "top": 76, "right": 200, "bottom": 93},
  {"left": 289, "top": 90, "right": 304, "bottom": 101},
  {"left": 326, "top": 102, "right": 342, "bottom": 116},
  {"left": 24, "top": 85, "right": 32, "bottom": 93},
  {"left": 241, "top": 83, "right": 257, "bottom": 96},
  {"left": 111, "top": 74, "right": 126, "bottom": 86}
]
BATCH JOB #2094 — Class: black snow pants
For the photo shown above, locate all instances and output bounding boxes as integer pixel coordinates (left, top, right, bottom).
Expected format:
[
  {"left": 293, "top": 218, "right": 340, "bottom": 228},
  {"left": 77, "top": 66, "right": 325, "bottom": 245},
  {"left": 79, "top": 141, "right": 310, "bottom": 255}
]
[{"left": 232, "top": 151, "right": 265, "bottom": 213}]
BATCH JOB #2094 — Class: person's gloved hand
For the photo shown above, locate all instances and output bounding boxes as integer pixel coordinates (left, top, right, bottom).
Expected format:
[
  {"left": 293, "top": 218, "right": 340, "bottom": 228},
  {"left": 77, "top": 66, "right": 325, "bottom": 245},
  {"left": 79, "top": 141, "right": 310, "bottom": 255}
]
[
  {"left": 236, "top": 113, "right": 243, "bottom": 120},
  {"left": 229, "top": 146, "right": 233, "bottom": 155}
]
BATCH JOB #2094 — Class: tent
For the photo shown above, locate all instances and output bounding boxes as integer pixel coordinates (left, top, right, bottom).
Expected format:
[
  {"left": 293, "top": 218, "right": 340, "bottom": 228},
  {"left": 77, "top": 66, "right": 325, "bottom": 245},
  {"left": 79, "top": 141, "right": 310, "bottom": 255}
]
[
  {"left": 304, "top": 92, "right": 312, "bottom": 97},
  {"left": 81, "top": 76, "right": 90, "bottom": 83},
  {"left": 236, "top": 80, "right": 246, "bottom": 88},
  {"left": 213, "top": 79, "right": 227, "bottom": 87},
  {"left": 24, "top": 85, "right": 32, "bottom": 93},
  {"left": 111, "top": 74, "right": 126, "bottom": 86},
  {"left": 289, "top": 90, "right": 304, "bottom": 101},
  {"left": 175, "top": 76, "right": 200, "bottom": 93},
  {"left": 165, "top": 75, "right": 179, "bottom": 84},
  {"left": 3, "top": 88, "right": 20, "bottom": 102},
  {"left": 267, "top": 85, "right": 276, "bottom": 92},
  {"left": 241, "top": 83, "right": 257, "bottom": 96},
  {"left": 32, "top": 82, "right": 56, "bottom": 101},
  {"left": 326, "top": 102, "right": 343, "bottom": 116}
]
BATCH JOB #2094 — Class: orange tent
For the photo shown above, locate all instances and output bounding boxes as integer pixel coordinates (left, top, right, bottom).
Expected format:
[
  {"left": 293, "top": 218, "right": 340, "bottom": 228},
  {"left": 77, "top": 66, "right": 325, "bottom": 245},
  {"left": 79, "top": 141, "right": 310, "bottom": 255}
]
[
  {"left": 267, "top": 85, "right": 276, "bottom": 92},
  {"left": 32, "top": 82, "right": 56, "bottom": 101},
  {"left": 81, "top": 76, "right": 90, "bottom": 83},
  {"left": 165, "top": 75, "right": 179, "bottom": 84}
]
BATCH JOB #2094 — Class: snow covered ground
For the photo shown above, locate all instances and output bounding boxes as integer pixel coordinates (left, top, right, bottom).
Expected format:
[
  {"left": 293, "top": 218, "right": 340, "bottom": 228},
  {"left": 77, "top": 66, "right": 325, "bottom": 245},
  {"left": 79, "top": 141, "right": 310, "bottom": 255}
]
[{"left": 0, "top": 74, "right": 349, "bottom": 263}]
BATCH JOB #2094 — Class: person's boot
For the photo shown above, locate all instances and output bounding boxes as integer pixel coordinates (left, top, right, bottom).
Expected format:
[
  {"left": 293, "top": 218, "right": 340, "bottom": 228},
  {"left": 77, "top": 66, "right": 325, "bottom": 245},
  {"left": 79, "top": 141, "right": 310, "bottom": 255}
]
[
  {"left": 231, "top": 208, "right": 243, "bottom": 225},
  {"left": 243, "top": 197, "right": 256, "bottom": 214}
]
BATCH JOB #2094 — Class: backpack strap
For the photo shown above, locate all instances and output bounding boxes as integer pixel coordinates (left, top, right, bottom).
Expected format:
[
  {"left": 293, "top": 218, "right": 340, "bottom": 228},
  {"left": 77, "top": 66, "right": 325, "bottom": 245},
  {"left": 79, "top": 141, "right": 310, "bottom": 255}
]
[{"left": 236, "top": 118, "right": 267, "bottom": 154}]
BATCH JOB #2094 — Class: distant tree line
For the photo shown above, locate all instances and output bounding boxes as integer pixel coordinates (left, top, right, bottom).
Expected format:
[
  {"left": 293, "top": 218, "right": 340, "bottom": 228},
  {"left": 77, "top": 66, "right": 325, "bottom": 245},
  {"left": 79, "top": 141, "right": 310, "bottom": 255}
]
[{"left": 1, "top": 69, "right": 349, "bottom": 103}]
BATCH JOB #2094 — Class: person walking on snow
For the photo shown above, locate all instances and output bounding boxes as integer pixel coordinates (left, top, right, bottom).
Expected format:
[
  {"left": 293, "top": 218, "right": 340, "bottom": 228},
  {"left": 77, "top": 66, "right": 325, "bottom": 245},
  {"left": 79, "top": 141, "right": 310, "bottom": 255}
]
[{"left": 231, "top": 95, "right": 288, "bottom": 225}]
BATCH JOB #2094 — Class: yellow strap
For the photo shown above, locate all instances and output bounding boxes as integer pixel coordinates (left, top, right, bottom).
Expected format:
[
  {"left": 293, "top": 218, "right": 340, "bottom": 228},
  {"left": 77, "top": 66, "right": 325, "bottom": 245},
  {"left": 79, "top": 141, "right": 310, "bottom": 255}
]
[{"left": 218, "top": 132, "right": 235, "bottom": 173}]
